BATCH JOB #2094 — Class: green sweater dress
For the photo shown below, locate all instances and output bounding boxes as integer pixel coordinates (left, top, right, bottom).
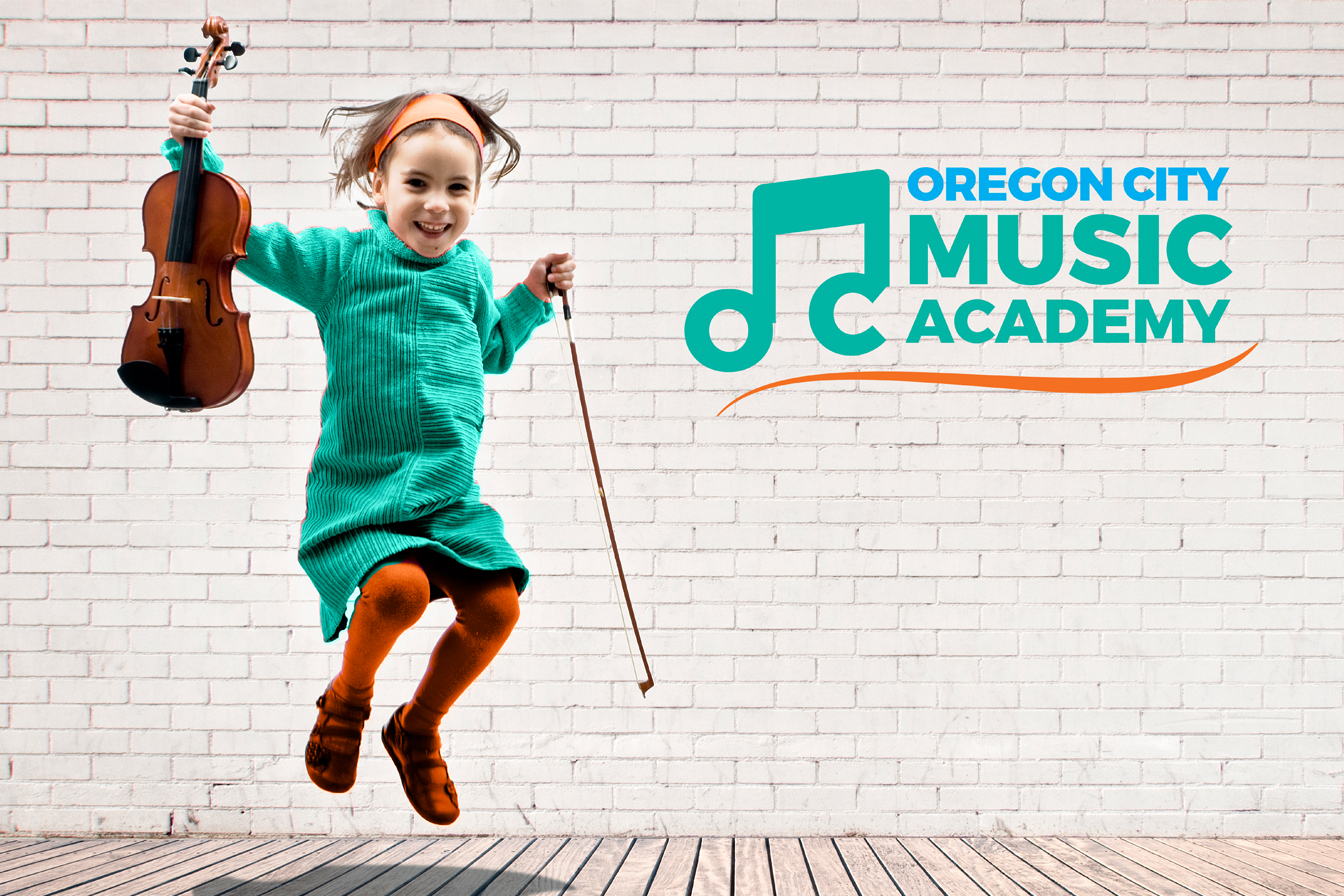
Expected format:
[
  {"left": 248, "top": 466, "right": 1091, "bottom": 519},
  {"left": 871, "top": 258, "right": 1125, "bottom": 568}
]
[{"left": 162, "top": 139, "right": 554, "bottom": 642}]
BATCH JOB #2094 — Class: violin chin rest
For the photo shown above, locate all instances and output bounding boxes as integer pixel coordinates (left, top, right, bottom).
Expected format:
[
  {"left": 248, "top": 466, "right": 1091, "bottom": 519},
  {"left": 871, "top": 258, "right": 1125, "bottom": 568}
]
[{"left": 118, "top": 361, "right": 203, "bottom": 411}]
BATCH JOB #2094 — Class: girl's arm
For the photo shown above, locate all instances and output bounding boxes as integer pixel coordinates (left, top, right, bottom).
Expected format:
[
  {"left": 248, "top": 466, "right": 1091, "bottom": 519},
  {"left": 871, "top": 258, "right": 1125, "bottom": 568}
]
[
  {"left": 473, "top": 251, "right": 571, "bottom": 374},
  {"left": 163, "top": 94, "right": 348, "bottom": 314}
]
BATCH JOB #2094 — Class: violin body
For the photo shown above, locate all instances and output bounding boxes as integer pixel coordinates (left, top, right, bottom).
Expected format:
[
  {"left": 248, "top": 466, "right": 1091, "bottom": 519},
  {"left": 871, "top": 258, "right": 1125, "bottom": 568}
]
[
  {"left": 121, "top": 168, "right": 253, "bottom": 409},
  {"left": 118, "top": 16, "right": 254, "bottom": 411}
]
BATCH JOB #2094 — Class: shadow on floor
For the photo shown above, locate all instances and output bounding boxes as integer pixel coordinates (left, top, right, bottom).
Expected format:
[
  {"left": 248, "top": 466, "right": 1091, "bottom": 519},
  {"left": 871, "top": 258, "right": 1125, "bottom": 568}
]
[{"left": 193, "top": 864, "right": 570, "bottom": 896}]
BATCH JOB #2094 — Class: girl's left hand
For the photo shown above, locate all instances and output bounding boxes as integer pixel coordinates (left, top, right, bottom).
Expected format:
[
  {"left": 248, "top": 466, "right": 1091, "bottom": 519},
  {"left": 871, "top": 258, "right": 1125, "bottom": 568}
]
[{"left": 525, "top": 252, "right": 575, "bottom": 303}]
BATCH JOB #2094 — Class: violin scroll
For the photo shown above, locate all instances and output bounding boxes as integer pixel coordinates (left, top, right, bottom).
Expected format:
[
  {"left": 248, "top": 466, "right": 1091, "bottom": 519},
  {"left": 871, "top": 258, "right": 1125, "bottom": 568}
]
[{"left": 175, "top": 19, "right": 246, "bottom": 83}]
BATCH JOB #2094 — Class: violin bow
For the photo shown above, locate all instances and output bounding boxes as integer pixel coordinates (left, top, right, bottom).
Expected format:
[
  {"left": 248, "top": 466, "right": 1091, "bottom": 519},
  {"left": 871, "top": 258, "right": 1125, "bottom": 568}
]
[{"left": 549, "top": 274, "right": 655, "bottom": 695}]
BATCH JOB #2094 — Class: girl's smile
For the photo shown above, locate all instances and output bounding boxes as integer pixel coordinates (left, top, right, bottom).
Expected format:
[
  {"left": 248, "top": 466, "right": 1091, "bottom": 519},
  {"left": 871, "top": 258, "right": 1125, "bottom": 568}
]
[{"left": 371, "top": 126, "right": 479, "bottom": 258}]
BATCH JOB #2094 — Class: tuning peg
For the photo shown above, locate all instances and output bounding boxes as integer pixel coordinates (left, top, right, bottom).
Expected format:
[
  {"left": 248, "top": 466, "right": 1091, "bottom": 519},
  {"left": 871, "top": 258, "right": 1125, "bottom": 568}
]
[
  {"left": 229, "top": 41, "right": 246, "bottom": 56},
  {"left": 223, "top": 55, "right": 238, "bottom": 70},
  {"left": 183, "top": 47, "right": 200, "bottom": 62},
  {"left": 178, "top": 66, "right": 195, "bottom": 74}
]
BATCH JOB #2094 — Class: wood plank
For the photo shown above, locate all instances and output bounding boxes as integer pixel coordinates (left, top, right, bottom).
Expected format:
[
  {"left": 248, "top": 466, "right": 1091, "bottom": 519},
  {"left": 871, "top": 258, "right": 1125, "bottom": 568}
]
[
  {"left": 1163, "top": 840, "right": 1336, "bottom": 896},
  {"left": 187, "top": 838, "right": 334, "bottom": 896},
  {"left": 0, "top": 839, "right": 156, "bottom": 885},
  {"left": 771, "top": 838, "right": 816, "bottom": 896},
  {"left": 1125, "top": 839, "right": 1292, "bottom": 896},
  {"left": 17, "top": 836, "right": 1344, "bottom": 896},
  {"left": 206, "top": 839, "right": 383, "bottom": 896},
  {"left": 833, "top": 840, "right": 899, "bottom": 896},
  {"left": 802, "top": 839, "right": 858, "bottom": 896},
  {"left": 1, "top": 843, "right": 109, "bottom": 889},
  {"left": 515, "top": 838, "right": 599, "bottom": 896},
  {"left": 961, "top": 838, "right": 1074, "bottom": 896},
  {"left": 0, "top": 842, "right": 60, "bottom": 868},
  {"left": 1, "top": 839, "right": 159, "bottom": 878},
  {"left": 604, "top": 839, "right": 667, "bottom": 896},
  {"left": 376, "top": 838, "right": 501, "bottom": 896},
  {"left": 342, "top": 838, "right": 475, "bottom": 896},
  {"left": 90, "top": 843, "right": 286, "bottom": 896},
  {"left": 648, "top": 838, "right": 699, "bottom": 896},
  {"left": 1299, "top": 843, "right": 1344, "bottom": 867},
  {"left": 1060, "top": 837, "right": 1203, "bottom": 896},
  {"left": 138, "top": 840, "right": 321, "bottom": 896},
  {"left": 433, "top": 837, "right": 534, "bottom": 896},
  {"left": 238, "top": 839, "right": 407, "bottom": 896},
  {"left": 935, "top": 839, "right": 1029, "bottom": 896},
  {"left": 71, "top": 838, "right": 272, "bottom": 896},
  {"left": 449, "top": 838, "right": 543, "bottom": 896},
  {"left": 1025, "top": 838, "right": 1165, "bottom": 896},
  {"left": 0, "top": 839, "right": 78, "bottom": 858},
  {"left": 899, "top": 839, "right": 986, "bottom": 896},
  {"left": 734, "top": 839, "right": 773, "bottom": 896},
  {"left": 10, "top": 839, "right": 202, "bottom": 896},
  {"left": 1227, "top": 840, "right": 1344, "bottom": 888},
  {"left": 556, "top": 838, "right": 631, "bottom": 896},
  {"left": 995, "top": 838, "right": 1131, "bottom": 896},
  {"left": 0, "top": 839, "right": 97, "bottom": 870},
  {"left": 689, "top": 838, "right": 731, "bottom": 896},
  {"left": 16, "top": 838, "right": 242, "bottom": 896},
  {"left": 1267, "top": 842, "right": 1344, "bottom": 876},
  {"left": 478, "top": 838, "right": 568, "bottom": 896},
  {"left": 866, "top": 839, "right": 943, "bottom": 896},
  {"left": 0, "top": 839, "right": 49, "bottom": 857},
  {"left": 298, "top": 839, "right": 436, "bottom": 896},
  {"left": 1099, "top": 839, "right": 1249, "bottom": 896}
]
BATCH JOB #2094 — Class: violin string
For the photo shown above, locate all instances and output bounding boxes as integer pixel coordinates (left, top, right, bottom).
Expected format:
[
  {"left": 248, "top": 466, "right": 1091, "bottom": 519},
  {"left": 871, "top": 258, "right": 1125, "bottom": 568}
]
[{"left": 550, "top": 306, "right": 644, "bottom": 687}]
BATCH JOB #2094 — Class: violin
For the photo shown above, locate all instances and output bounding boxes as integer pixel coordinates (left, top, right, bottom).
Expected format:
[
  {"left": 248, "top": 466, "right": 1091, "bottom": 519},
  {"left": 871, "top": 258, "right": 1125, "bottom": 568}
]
[{"left": 119, "top": 17, "right": 252, "bottom": 411}]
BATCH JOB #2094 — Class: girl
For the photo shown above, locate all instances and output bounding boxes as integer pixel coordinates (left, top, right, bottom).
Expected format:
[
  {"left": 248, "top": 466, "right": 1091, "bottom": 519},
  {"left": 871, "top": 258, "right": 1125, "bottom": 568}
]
[{"left": 165, "top": 89, "right": 575, "bottom": 825}]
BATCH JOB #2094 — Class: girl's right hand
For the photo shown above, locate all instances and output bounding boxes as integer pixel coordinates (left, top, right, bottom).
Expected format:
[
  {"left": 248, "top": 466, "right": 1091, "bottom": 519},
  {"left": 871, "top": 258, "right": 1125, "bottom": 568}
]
[{"left": 168, "top": 93, "right": 215, "bottom": 144}]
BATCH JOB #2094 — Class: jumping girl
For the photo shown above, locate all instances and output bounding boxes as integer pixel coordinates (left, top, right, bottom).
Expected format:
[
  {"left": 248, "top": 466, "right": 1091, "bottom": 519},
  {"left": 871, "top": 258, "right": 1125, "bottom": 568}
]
[{"left": 165, "top": 89, "right": 575, "bottom": 825}]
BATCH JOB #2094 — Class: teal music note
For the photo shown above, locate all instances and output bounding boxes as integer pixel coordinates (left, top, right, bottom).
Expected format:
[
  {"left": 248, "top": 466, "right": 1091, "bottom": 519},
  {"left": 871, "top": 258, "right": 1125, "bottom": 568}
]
[{"left": 684, "top": 169, "right": 891, "bottom": 373}]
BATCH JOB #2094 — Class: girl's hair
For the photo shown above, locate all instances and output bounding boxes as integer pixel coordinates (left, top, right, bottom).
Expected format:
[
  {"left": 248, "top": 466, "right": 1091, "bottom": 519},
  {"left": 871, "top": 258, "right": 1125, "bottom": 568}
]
[{"left": 321, "top": 90, "right": 522, "bottom": 205}]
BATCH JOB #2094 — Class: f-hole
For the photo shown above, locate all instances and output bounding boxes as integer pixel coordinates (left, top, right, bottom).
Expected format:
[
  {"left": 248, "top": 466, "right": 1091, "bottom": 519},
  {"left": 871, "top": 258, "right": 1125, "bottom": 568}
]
[
  {"left": 198, "top": 278, "right": 221, "bottom": 325},
  {"left": 144, "top": 275, "right": 171, "bottom": 321}
]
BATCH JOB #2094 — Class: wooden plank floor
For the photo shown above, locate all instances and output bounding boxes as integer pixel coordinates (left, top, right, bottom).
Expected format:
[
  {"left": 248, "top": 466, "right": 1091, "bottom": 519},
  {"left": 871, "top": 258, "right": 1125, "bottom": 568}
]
[{"left": 2, "top": 837, "right": 1342, "bottom": 896}]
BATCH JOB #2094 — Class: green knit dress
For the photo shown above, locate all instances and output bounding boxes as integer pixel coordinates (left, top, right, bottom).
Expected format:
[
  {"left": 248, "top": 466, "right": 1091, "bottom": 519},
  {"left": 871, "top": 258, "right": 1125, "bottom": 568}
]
[{"left": 162, "top": 139, "right": 554, "bottom": 642}]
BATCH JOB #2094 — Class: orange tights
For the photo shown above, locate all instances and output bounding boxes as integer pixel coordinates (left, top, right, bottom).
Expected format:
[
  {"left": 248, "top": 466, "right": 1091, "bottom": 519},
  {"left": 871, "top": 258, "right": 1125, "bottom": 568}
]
[{"left": 329, "top": 552, "right": 520, "bottom": 735}]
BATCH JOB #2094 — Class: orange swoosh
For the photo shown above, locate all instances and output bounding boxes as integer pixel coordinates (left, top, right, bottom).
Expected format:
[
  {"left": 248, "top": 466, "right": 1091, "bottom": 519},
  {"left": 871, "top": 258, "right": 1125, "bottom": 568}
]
[{"left": 718, "top": 343, "right": 1258, "bottom": 416}]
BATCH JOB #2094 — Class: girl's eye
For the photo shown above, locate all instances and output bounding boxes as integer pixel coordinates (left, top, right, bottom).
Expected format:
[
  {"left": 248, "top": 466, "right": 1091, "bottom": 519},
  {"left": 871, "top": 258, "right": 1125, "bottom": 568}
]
[{"left": 406, "top": 179, "right": 426, "bottom": 188}]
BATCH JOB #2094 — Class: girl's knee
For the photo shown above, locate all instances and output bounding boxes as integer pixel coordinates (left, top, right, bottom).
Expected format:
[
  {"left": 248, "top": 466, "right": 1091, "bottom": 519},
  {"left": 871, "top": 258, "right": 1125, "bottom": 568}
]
[
  {"left": 459, "top": 576, "right": 520, "bottom": 636},
  {"left": 360, "top": 561, "right": 431, "bottom": 629},
  {"left": 491, "top": 587, "right": 521, "bottom": 632}
]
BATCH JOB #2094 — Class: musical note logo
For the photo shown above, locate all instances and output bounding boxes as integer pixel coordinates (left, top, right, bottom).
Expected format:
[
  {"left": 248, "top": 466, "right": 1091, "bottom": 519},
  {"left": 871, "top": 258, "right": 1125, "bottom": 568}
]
[{"left": 684, "top": 169, "right": 891, "bottom": 373}]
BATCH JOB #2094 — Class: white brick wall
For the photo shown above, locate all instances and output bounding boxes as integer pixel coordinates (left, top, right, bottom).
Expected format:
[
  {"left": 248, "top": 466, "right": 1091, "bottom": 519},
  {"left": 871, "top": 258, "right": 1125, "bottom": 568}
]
[{"left": 2, "top": 1, "right": 1342, "bottom": 837}]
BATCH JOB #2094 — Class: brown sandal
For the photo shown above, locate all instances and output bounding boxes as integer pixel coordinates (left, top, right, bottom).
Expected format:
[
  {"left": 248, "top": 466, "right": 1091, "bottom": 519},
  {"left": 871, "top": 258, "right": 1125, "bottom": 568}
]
[
  {"left": 382, "top": 704, "right": 460, "bottom": 825},
  {"left": 305, "top": 686, "right": 371, "bottom": 794}
]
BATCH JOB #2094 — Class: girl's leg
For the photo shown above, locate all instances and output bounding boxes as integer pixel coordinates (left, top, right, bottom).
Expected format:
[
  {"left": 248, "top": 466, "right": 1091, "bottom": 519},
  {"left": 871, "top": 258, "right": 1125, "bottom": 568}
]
[
  {"left": 307, "top": 557, "right": 431, "bottom": 793},
  {"left": 332, "top": 559, "right": 433, "bottom": 703},
  {"left": 403, "top": 562, "right": 520, "bottom": 733},
  {"left": 382, "top": 558, "right": 519, "bottom": 824}
]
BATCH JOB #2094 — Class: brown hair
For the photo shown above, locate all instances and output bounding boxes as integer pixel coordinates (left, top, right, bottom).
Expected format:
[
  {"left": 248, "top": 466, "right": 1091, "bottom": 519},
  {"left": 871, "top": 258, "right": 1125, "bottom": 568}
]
[{"left": 320, "top": 90, "right": 522, "bottom": 206}]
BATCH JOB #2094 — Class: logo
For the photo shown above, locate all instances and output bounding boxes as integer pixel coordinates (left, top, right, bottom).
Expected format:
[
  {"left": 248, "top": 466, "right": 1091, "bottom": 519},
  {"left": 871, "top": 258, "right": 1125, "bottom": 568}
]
[{"left": 685, "top": 167, "right": 1254, "bottom": 415}]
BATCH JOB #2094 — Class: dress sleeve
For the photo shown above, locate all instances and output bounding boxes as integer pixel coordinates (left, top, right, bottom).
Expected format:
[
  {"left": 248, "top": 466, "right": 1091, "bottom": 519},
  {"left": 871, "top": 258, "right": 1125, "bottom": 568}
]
[
  {"left": 159, "top": 137, "right": 225, "bottom": 174},
  {"left": 473, "top": 254, "right": 555, "bottom": 375},
  {"left": 233, "top": 223, "right": 349, "bottom": 315},
  {"left": 159, "top": 137, "right": 347, "bottom": 314}
]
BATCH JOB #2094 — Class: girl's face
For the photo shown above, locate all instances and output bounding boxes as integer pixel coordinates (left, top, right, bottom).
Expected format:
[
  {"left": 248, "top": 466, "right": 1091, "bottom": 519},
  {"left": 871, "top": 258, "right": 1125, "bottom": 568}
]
[{"left": 371, "top": 127, "right": 479, "bottom": 258}]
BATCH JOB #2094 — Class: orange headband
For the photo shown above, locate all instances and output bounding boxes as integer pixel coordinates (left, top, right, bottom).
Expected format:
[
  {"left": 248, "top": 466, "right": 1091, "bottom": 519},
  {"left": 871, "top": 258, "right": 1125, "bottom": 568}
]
[{"left": 368, "top": 94, "right": 484, "bottom": 173}]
